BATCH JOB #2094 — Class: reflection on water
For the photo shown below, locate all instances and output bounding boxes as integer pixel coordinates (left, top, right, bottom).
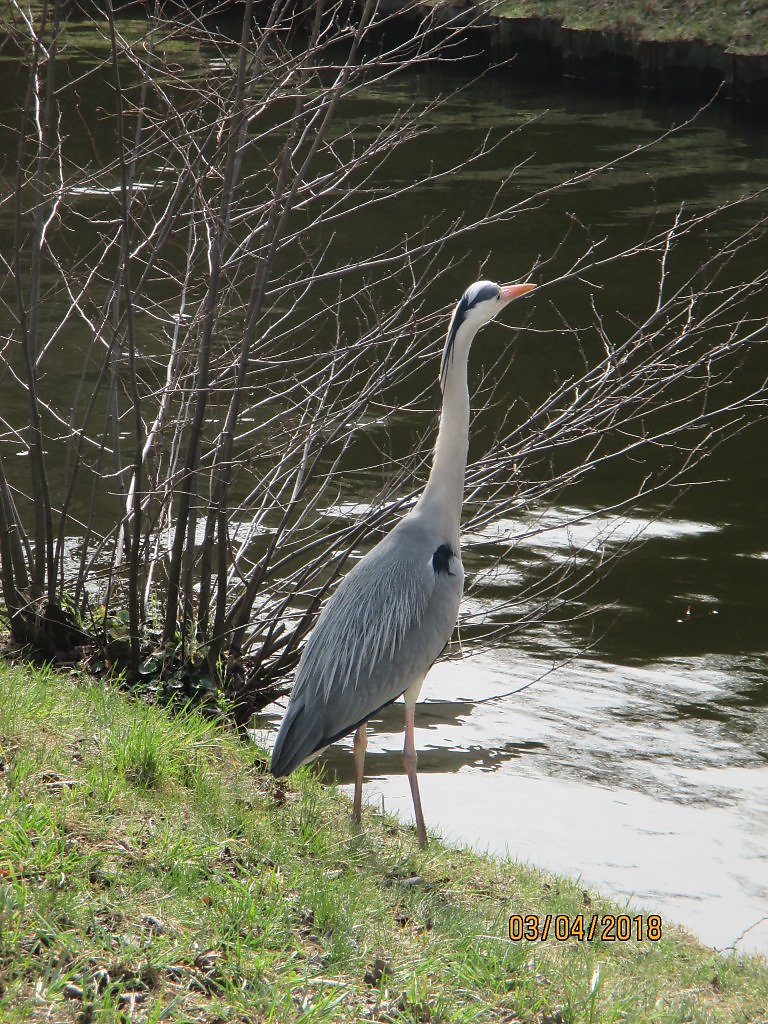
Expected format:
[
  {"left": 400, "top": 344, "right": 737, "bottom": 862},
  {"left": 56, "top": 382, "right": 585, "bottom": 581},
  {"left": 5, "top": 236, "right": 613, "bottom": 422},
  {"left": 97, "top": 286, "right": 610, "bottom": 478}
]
[
  {"left": 259, "top": 504, "right": 768, "bottom": 957},
  {"left": 262, "top": 650, "right": 768, "bottom": 956}
]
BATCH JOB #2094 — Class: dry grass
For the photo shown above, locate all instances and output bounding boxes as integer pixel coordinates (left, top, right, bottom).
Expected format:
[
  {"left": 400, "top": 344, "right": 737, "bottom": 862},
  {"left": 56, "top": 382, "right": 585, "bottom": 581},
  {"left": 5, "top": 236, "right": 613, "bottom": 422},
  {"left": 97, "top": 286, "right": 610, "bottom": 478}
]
[{"left": 494, "top": 0, "right": 768, "bottom": 53}]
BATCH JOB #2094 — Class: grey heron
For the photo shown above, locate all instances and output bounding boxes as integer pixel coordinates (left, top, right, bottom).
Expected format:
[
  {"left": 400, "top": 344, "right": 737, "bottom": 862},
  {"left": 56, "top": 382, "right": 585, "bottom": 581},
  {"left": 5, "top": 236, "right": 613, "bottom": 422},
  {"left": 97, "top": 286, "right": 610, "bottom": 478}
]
[{"left": 271, "top": 279, "right": 536, "bottom": 846}]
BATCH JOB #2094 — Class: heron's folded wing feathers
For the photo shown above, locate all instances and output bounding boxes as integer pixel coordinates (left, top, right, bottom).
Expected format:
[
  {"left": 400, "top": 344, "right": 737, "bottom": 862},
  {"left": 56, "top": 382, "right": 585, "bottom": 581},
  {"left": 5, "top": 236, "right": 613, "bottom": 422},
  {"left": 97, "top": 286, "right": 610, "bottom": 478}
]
[
  {"left": 302, "top": 544, "right": 438, "bottom": 706},
  {"left": 271, "top": 530, "right": 462, "bottom": 774}
]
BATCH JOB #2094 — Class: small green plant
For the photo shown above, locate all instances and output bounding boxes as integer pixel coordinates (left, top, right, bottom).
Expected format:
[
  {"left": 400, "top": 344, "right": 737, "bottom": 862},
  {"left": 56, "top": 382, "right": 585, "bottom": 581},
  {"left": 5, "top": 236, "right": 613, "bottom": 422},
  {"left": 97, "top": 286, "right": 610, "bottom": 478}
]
[{"left": 113, "top": 718, "right": 166, "bottom": 788}]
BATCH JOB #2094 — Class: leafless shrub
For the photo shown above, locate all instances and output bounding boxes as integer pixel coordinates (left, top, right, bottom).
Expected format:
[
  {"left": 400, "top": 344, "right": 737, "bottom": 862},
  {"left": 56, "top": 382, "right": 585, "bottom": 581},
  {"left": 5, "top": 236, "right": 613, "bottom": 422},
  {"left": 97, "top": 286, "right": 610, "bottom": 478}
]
[{"left": 0, "top": 0, "right": 766, "bottom": 719}]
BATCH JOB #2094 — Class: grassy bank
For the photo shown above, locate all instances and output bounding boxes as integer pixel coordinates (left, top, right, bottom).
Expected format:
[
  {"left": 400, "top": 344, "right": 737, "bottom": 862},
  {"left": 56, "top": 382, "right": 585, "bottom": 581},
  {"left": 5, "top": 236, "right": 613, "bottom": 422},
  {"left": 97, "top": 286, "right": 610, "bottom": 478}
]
[
  {"left": 495, "top": 1, "right": 768, "bottom": 54},
  {"left": 0, "top": 661, "right": 766, "bottom": 1023}
]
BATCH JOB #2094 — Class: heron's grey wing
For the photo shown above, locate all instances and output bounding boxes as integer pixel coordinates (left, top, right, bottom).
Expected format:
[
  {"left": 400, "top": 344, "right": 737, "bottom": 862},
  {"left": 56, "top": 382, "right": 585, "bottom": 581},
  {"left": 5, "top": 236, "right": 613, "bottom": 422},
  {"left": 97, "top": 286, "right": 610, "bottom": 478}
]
[{"left": 270, "top": 529, "right": 463, "bottom": 775}]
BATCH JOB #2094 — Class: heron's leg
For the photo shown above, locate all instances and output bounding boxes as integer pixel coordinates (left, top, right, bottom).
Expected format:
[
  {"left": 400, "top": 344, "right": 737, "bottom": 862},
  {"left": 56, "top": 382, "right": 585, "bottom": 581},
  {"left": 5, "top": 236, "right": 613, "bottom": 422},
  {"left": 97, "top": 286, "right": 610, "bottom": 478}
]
[
  {"left": 352, "top": 722, "right": 367, "bottom": 824},
  {"left": 403, "top": 699, "right": 427, "bottom": 848}
]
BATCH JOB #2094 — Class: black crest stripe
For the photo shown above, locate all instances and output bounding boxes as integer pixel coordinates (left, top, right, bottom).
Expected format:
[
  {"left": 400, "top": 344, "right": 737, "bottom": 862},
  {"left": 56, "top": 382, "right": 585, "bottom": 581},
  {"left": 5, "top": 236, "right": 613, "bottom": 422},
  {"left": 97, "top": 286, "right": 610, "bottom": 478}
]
[
  {"left": 467, "top": 282, "right": 500, "bottom": 307},
  {"left": 440, "top": 296, "right": 468, "bottom": 386}
]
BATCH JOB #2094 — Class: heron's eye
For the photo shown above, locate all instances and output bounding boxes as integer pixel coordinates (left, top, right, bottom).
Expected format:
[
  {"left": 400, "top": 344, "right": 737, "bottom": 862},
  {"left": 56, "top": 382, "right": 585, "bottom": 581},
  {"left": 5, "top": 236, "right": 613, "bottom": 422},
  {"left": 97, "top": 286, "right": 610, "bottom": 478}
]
[{"left": 465, "top": 282, "right": 500, "bottom": 309}]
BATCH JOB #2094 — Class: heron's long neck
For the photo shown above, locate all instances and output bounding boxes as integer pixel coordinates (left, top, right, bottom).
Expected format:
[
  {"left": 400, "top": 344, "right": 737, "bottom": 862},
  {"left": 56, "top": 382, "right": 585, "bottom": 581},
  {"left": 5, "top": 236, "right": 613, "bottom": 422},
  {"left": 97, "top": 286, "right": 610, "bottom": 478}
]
[{"left": 415, "top": 338, "right": 472, "bottom": 543}]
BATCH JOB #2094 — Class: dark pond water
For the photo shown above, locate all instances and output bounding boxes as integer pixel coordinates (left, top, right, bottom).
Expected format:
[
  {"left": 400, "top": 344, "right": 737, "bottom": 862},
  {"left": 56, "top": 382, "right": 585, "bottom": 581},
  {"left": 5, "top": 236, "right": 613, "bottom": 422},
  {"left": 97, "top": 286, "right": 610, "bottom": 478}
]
[{"left": 2, "top": 19, "right": 767, "bottom": 956}]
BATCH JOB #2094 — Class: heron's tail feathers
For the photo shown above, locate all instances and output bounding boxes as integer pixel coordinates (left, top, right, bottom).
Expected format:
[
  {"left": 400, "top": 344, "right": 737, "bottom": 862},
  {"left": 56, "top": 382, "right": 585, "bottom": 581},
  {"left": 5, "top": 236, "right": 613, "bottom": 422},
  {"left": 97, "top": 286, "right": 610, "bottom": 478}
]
[{"left": 270, "top": 699, "right": 324, "bottom": 777}]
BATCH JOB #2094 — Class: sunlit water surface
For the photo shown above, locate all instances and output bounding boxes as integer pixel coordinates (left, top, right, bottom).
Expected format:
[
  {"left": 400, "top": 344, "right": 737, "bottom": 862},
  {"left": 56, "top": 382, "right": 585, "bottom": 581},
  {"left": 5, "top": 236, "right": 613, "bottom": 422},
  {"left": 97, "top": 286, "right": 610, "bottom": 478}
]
[{"left": 259, "top": 503, "right": 768, "bottom": 957}]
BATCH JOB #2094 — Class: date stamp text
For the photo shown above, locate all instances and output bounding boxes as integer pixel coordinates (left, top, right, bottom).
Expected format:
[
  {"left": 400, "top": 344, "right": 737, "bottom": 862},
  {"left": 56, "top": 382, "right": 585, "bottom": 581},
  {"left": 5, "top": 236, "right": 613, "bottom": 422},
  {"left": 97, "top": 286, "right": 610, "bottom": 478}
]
[{"left": 508, "top": 913, "right": 662, "bottom": 942}]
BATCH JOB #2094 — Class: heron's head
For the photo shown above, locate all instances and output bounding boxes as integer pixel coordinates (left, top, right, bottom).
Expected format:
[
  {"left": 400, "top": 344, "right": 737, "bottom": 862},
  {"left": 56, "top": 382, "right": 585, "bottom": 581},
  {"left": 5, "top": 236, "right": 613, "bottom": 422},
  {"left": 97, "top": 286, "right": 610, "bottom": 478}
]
[{"left": 441, "top": 278, "right": 536, "bottom": 385}]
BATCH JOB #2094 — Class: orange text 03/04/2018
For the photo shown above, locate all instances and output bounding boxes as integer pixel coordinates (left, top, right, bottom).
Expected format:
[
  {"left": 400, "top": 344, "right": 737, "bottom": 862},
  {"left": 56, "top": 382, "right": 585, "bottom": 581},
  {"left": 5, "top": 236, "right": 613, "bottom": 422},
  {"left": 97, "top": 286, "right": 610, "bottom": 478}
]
[{"left": 508, "top": 913, "right": 662, "bottom": 943}]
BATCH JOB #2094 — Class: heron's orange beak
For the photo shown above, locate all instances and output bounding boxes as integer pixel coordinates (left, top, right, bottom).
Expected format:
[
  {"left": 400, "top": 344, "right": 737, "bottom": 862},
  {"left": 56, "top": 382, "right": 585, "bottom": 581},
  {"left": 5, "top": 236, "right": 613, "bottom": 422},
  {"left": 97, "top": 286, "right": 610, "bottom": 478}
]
[{"left": 500, "top": 282, "right": 537, "bottom": 303}]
